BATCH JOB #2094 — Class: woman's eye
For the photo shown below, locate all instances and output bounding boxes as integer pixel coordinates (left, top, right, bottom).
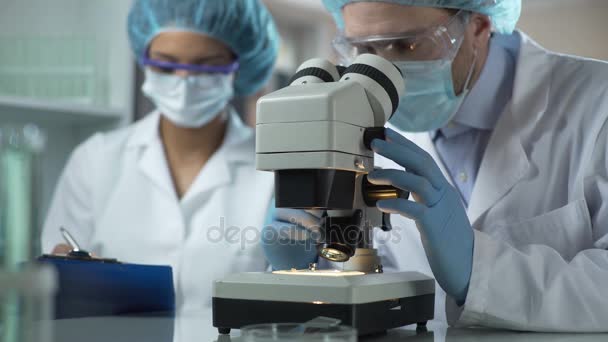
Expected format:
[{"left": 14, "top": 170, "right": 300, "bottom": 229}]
[
  {"left": 202, "top": 60, "right": 228, "bottom": 66},
  {"left": 193, "top": 56, "right": 234, "bottom": 67},
  {"left": 150, "top": 64, "right": 176, "bottom": 74},
  {"left": 156, "top": 65, "right": 175, "bottom": 73}
]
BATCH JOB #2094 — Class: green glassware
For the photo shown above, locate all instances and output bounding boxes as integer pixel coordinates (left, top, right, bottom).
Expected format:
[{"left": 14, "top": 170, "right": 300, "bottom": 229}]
[
  {"left": 0, "top": 124, "right": 48, "bottom": 342},
  {"left": 0, "top": 124, "right": 46, "bottom": 271}
]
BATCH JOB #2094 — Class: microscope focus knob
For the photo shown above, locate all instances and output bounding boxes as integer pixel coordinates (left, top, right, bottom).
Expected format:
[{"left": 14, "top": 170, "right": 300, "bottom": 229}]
[{"left": 362, "top": 174, "right": 409, "bottom": 208}]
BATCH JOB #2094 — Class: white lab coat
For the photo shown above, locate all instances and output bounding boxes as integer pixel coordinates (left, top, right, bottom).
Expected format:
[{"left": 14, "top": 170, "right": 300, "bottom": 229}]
[
  {"left": 42, "top": 109, "right": 274, "bottom": 311},
  {"left": 376, "top": 31, "right": 608, "bottom": 332}
]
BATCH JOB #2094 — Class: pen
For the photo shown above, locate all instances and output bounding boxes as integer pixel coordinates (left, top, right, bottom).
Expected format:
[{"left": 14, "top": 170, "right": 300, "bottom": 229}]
[{"left": 60, "top": 227, "right": 81, "bottom": 252}]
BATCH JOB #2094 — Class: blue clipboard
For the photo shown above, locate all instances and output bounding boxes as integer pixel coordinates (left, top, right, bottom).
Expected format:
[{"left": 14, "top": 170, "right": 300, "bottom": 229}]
[{"left": 38, "top": 255, "right": 175, "bottom": 319}]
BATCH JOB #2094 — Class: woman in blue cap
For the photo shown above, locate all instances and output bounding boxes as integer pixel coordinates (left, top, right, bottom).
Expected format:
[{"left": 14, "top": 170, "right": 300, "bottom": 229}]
[{"left": 42, "top": 0, "right": 279, "bottom": 310}]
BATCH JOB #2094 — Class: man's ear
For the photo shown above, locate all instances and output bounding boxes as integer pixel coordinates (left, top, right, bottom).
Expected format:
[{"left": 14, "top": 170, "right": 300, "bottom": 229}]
[{"left": 469, "top": 13, "right": 492, "bottom": 50}]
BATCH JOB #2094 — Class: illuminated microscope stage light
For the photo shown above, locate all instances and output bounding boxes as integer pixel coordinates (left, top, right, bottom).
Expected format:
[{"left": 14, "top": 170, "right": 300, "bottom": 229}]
[{"left": 272, "top": 269, "right": 365, "bottom": 277}]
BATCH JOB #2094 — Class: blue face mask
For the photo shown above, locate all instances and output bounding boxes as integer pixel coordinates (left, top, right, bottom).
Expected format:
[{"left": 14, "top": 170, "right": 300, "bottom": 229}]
[{"left": 390, "top": 51, "right": 477, "bottom": 132}]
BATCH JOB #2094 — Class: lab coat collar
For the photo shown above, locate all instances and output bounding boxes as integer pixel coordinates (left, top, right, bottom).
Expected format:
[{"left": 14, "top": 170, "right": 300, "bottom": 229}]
[
  {"left": 503, "top": 31, "right": 551, "bottom": 127},
  {"left": 126, "top": 110, "right": 162, "bottom": 149},
  {"left": 180, "top": 109, "right": 256, "bottom": 202},
  {"left": 126, "top": 108, "right": 255, "bottom": 201},
  {"left": 124, "top": 111, "right": 174, "bottom": 198},
  {"left": 467, "top": 31, "right": 550, "bottom": 225},
  {"left": 126, "top": 107, "right": 253, "bottom": 159},
  {"left": 222, "top": 108, "right": 256, "bottom": 164}
]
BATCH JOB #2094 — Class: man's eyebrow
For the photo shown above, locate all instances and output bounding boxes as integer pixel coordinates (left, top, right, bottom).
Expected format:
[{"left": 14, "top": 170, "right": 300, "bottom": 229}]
[{"left": 345, "top": 13, "right": 453, "bottom": 40}]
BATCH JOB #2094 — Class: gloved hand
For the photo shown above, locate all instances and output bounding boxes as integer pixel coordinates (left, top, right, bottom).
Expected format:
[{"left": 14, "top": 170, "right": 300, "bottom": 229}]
[
  {"left": 261, "top": 209, "right": 322, "bottom": 270},
  {"left": 368, "top": 128, "right": 474, "bottom": 305}
]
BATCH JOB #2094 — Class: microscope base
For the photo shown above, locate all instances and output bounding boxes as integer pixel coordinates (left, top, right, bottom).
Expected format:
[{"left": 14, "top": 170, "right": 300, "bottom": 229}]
[{"left": 212, "top": 271, "right": 435, "bottom": 336}]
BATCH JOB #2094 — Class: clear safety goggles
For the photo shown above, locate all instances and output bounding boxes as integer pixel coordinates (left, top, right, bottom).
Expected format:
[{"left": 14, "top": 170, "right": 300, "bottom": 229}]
[
  {"left": 140, "top": 50, "right": 239, "bottom": 75},
  {"left": 332, "top": 9, "right": 470, "bottom": 63}
]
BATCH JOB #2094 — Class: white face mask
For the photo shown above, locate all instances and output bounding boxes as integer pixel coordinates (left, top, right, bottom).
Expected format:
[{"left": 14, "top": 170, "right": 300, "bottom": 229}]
[{"left": 142, "top": 69, "right": 235, "bottom": 128}]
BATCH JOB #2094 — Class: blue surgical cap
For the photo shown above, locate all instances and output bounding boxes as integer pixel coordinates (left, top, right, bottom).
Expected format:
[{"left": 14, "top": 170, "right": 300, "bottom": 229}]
[
  {"left": 128, "top": 0, "right": 279, "bottom": 96},
  {"left": 322, "top": 0, "right": 521, "bottom": 34}
]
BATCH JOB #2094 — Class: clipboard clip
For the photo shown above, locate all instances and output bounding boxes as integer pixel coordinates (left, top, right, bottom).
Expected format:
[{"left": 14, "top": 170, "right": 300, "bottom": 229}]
[{"left": 39, "top": 227, "right": 120, "bottom": 264}]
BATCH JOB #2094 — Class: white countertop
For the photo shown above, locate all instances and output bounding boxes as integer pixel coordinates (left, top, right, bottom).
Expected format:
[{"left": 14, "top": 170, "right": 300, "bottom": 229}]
[{"left": 45, "top": 311, "right": 608, "bottom": 342}]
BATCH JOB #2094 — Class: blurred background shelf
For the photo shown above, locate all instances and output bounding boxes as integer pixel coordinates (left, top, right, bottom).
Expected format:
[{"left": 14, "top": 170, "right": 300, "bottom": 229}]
[
  {"left": 0, "top": 96, "right": 123, "bottom": 126},
  {"left": 0, "top": 0, "right": 134, "bottom": 219}
]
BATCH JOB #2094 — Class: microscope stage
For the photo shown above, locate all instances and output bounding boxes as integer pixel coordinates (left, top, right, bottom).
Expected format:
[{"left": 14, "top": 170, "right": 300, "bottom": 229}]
[{"left": 212, "top": 271, "right": 435, "bottom": 335}]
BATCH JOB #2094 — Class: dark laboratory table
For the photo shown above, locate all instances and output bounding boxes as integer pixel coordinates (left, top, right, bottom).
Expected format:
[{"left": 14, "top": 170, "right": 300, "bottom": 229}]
[{"left": 41, "top": 311, "right": 608, "bottom": 342}]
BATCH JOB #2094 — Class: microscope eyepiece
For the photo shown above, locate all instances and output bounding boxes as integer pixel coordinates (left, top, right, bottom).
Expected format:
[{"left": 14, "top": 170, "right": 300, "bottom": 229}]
[
  {"left": 340, "top": 54, "right": 405, "bottom": 122},
  {"left": 342, "top": 63, "right": 400, "bottom": 115},
  {"left": 289, "top": 58, "right": 341, "bottom": 85}
]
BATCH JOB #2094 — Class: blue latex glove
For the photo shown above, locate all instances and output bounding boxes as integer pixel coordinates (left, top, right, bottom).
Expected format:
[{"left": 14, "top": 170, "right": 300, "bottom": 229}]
[
  {"left": 261, "top": 209, "right": 320, "bottom": 271},
  {"left": 368, "top": 128, "right": 474, "bottom": 305}
]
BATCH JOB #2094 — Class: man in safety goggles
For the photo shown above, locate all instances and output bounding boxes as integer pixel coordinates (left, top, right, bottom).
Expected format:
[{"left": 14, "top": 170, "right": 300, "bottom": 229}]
[{"left": 262, "top": 0, "right": 608, "bottom": 332}]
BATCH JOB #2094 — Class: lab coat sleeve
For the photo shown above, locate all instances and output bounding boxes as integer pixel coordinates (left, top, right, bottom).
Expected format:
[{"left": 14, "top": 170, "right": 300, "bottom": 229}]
[
  {"left": 41, "top": 135, "right": 102, "bottom": 253},
  {"left": 448, "top": 119, "right": 608, "bottom": 332}
]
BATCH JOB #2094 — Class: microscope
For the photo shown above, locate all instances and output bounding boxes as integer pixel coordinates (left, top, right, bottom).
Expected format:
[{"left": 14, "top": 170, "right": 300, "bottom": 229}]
[{"left": 212, "top": 54, "right": 435, "bottom": 336}]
